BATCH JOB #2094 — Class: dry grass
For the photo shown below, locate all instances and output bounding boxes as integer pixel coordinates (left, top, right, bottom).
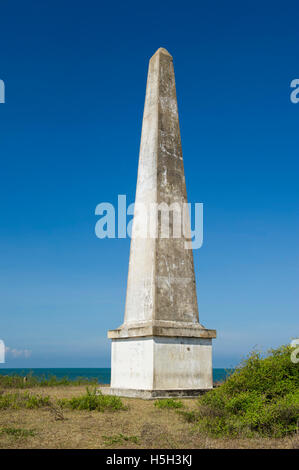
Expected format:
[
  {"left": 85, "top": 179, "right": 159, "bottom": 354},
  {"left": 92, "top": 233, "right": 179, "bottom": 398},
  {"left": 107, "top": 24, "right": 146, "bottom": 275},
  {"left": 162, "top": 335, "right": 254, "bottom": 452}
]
[{"left": 0, "top": 386, "right": 298, "bottom": 449}]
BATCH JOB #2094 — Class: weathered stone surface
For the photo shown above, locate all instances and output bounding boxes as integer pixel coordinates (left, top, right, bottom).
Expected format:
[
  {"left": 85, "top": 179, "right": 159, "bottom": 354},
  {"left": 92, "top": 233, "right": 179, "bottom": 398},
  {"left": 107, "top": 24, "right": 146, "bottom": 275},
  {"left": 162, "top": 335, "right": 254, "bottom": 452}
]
[
  {"left": 99, "top": 387, "right": 210, "bottom": 399},
  {"left": 108, "top": 337, "right": 213, "bottom": 391},
  {"left": 103, "top": 48, "right": 216, "bottom": 397},
  {"left": 108, "top": 320, "right": 216, "bottom": 339},
  {"left": 121, "top": 47, "right": 201, "bottom": 328}
]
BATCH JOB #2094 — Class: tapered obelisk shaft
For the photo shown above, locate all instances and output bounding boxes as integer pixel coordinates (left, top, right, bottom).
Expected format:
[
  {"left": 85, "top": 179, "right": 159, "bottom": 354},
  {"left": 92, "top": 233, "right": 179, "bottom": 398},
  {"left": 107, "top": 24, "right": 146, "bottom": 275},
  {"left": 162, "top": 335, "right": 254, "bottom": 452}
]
[{"left": 124, "top": 47, "right": 200, "bottom": 327}]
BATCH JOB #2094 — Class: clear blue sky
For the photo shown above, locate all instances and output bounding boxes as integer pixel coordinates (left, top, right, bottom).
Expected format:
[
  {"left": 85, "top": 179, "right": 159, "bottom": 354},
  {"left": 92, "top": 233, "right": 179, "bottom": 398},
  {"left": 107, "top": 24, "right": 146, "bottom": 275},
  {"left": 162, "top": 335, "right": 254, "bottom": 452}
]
[{"left": 0, "top": 0, "right": 298, "bottom": 368}]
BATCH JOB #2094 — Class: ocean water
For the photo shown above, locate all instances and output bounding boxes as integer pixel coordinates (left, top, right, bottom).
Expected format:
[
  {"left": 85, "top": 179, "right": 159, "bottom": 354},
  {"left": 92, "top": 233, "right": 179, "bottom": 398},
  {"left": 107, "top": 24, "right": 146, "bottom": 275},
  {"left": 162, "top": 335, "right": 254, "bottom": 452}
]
[{"left": 0, "top": 368, "right": 234, "bottom": 384}]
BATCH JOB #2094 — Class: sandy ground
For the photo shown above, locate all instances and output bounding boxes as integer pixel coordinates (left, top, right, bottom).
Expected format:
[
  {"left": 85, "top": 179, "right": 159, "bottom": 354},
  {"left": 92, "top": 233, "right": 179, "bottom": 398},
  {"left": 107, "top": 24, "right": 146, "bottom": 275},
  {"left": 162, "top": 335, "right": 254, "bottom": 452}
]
[{"left": 0, "top": 386, "right": 298, "bottom": 449}]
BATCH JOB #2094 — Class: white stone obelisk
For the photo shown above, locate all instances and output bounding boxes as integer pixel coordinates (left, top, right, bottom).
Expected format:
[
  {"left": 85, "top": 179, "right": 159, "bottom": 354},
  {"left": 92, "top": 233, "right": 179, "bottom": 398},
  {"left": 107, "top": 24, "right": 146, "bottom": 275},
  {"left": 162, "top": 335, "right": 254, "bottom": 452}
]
[{"left": 101, "top": 48, "right": 216, "bottom": 398}]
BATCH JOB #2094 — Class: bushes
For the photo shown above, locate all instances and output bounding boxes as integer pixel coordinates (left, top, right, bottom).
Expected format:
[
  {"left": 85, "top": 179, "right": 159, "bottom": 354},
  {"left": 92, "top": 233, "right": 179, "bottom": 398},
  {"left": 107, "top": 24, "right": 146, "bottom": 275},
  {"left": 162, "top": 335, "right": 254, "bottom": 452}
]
[
  {"left": 58, "top": 387, "right": 127, "bottom": 412},
  {"left": 222, "top": 345, "right": 299, "bottom": 398},
  {"left": 194, "top": 345, "right": 299, "bottom": 438}
]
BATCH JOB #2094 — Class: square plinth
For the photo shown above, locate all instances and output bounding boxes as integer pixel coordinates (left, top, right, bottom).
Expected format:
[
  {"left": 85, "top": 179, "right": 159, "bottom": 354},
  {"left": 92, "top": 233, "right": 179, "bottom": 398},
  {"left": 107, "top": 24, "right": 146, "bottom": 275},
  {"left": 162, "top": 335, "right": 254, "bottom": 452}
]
[{"left": 100, "top": 335, "right": 213, "bottom": 397}]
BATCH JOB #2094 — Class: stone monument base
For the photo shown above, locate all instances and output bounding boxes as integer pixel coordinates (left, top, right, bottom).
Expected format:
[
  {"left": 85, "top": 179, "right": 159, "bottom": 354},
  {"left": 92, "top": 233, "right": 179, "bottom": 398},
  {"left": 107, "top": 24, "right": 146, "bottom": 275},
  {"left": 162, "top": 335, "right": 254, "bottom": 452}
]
[
  {"left": 98, "top": 387, "right": 210, "bottom": 399},
  {"left": 99, "top": 332, "right": 216, "bottom": 399}
]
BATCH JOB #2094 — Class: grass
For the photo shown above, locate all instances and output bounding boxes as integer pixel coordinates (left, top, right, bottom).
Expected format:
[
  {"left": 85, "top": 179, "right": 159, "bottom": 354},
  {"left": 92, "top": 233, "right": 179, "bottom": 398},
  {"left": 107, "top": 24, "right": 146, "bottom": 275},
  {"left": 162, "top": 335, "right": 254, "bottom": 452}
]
[
  {"left": 0, "top": 373, "right": 99, "bottom": 389},
  {"left": 0, "top": 384, "right": 297, "bottom": 449},
  {"left": 0, "top": 427, "right": 36, "bottom": 438},
  {"left": 0, "top": 391, "right": 51, "bottom": 409},
  {"left": 58, "top": 387, "right": 127, "bottom": 412},
  {"left": 186, "top": 345, "right": 299, "bottom": 438},
  {"left": 0, "top": 344, "right": 298, "bottom": 448},
  {"left": 0, "top": 387, "right": 127, "bottom": 413},
  {"left": 154, "top": 398, "right": 184, "bottom": 409},
  {"left": 177, "top": 410, "right": 198, "bottom": 423},
  {"left": 102, "top": 434, "right": 140, "bottom": 445}
]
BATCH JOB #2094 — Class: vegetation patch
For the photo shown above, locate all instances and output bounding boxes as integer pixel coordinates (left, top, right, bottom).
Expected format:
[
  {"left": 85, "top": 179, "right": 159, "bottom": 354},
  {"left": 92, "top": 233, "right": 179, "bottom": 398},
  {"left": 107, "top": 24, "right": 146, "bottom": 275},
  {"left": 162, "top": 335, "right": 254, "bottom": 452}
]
[
  {"left": 102, "top": 433, "right": 139, "bottom": 445},
  {"left": 154, "top": 398, "right": 184, "bottom": 409},
  {"left": 0, "top": 427, "right": 36, "bottom": 438},
  {"left": 58, "top": 387, "right": 127, "bottom": 412},
  {"left": 0, "top": 373, "right": 98, "bottom": 389},
  {"left": 185, "top": 345, "right": 299, "bottom": 438},
  {"left": 177, "top": 410, "right": 198, "bottom": 423},
  {"left": 0, "top": 391, "right": 51, "bottom": 409}
]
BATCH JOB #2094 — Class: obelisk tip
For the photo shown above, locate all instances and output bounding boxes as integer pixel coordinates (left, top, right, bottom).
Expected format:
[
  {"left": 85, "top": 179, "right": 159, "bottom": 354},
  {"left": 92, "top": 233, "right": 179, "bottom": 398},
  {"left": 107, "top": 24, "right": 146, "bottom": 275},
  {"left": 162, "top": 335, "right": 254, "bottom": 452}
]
[{"left": 151, "top": 47, "right": 173, "bottom": 59}]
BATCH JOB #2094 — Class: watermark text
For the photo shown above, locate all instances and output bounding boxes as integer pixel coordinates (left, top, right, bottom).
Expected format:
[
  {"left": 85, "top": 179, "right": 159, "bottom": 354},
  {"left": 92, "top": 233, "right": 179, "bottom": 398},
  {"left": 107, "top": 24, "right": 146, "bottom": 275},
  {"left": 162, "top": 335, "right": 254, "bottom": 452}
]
[
  {"left": 95, "top": 195, "right": 203, "bottom": 249},
  {"left": 290, "top": 79, "right": 299, "bottom": 103},
  {"left": 0, "top": 80, "right": 5, "bottom": 103}
]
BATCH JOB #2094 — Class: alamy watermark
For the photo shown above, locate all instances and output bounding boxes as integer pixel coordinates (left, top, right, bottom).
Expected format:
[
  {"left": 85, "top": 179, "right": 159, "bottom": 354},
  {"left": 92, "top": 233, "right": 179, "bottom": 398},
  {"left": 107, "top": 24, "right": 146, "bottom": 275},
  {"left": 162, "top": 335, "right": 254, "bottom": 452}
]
[
  {"left": 290, "top": 339, "right": 299, "bottom": 364},
  {"left": 0, "top": 340, "right": 5, "bottom": 363},
  {"left": 290, "top": 79, "right": 299, "bottom": 103},
  {"left": 95, "top": 195, "right": 203, "bottom": 249},
  {"left": 0, "top": 80, "right": 5, "bottom": 103},
  {"left": 0, "top": 341, "right": 32, "bottom": 362}
]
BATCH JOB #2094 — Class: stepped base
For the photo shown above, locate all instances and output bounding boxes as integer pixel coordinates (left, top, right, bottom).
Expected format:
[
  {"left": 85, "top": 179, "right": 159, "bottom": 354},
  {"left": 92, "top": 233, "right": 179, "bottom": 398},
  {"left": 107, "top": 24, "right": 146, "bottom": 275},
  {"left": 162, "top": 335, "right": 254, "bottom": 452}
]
[
  {"left": 108, "top": 320, "right": 216, "bottom": 339},
  {"left": 98, "top": 387, "right": 211, "bottom": 399}
]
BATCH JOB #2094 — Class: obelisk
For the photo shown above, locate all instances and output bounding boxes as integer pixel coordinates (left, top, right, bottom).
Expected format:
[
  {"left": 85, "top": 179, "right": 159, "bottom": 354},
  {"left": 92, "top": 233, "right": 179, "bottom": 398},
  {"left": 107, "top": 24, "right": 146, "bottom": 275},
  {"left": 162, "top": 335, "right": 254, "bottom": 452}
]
[{"left": 101, "top": 48, "right": 216, "bottom": 398}]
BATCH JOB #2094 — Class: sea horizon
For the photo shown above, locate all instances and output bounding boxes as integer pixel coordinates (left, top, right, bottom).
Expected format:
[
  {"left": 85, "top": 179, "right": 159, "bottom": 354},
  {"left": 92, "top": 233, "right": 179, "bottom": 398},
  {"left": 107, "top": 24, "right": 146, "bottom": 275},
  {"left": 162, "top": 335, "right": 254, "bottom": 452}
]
[{"left": 0, "top": 367, "right": 234, "bottom": 384}]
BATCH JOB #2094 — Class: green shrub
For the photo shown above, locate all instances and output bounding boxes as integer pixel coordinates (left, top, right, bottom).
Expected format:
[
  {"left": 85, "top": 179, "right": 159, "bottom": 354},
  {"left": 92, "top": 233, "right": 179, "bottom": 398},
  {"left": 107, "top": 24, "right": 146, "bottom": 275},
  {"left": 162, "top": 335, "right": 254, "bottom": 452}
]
[
  {"left": 221, "top": 345, "right": 299, "bottom": 398},
  {"left": 24, "top": 393, "right": 51, "bottom": 409},
  {"left": 177, "top": 410, "right": 198, "bottom": 422},
  {"left": 154, "top": 398, "right": 184, "bottom": 409},
  {"left": 190, "top": 344, "right": 299, "bottom": 438},
  {"left": 58, "top": 387, "right": 127, "bottom": 412}
]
